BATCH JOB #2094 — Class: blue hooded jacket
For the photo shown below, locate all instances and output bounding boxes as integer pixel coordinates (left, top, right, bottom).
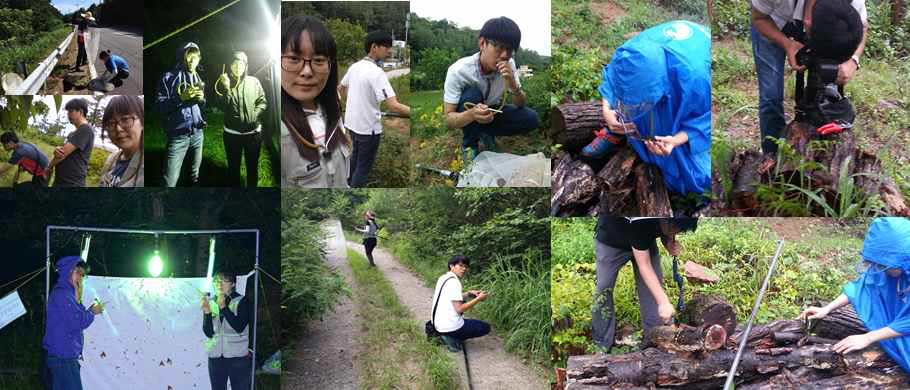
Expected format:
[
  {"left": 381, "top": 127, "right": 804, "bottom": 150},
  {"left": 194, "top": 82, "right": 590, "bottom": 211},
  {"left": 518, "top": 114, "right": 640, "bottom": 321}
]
[
  {"left": 844, "top": 217, "right": 910, "bottom": 372},
  {"left": 104, "top": 54, "right": 129, "bottom": 73},
  {"left": 598, "top": 21, "right": 711, "bottom": 196},
  {"left": 156, "top": 42, "right": 206, "bottom": 135},
  {"left": 42, "top": 256, "right": 94, "bottom": 359}
]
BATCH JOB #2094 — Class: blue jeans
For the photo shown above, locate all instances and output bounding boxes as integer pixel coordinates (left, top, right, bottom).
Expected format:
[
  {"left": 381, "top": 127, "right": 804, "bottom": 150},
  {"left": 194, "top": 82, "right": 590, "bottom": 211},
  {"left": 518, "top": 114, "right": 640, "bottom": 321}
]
[
  {"left": 47, "top": 356, "right": 82, "bottom": 390},
  {"left": 751, "top": 24, "right": 787, "bottom": 155},
  {"left": 164, "top": 129, "right": 204, "bottom": 187},
  {"left": 456, "top": 87, "right": 540, "bottom": 150},
  {"left": 443, "top": 319, "right": 491, "bottom": 341},
  {"left": 348, "top": 132, "right": 382, "bottom": 188}
]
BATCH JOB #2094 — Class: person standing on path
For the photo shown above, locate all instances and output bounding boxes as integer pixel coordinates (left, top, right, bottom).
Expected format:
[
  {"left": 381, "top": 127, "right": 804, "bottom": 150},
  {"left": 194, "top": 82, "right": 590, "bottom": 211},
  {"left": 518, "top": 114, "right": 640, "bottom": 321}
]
[
  {"left": 592, "top": 216, "right": 698, "bottom": 351},
  {"left": 354, "top": 211, "right": 380, "bottom": 266},
  {"left": 338, "top": 31, "right": 410, "bottom": 187},
  {"left": 431, "top": 255, "right": 491, "bottom": 352}
]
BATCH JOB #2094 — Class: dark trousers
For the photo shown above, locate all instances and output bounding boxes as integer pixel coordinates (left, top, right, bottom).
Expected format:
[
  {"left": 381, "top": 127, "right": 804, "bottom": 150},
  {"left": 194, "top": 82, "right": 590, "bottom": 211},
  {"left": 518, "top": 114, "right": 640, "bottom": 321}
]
[
  {"left": 592, "top": 240, "right": 663, "bottom": 350},
  {"left": 363, "top": 237, "right": 377, "bottom": 266},
  {"left": 443, "top": 319, "right": 491, "bottom": 341},
  {"left": 111, "top": 69, "right": 130, "bottom": 87},
  {"left": 46, "top": 356, "right": 82, "bottom": 390},
  {"left": 76, "top": 41, "right": 87, "bottom": 67},
  {"left": 348, "top": 132, "right": 381, "bottom": 187},
  {"left": 224, "top": 131, "right": 262, "bottom": 187},
  {"left": 456, "top": 86, "right": 540, "bottom": 150},
  {"left": 208, "top": 356, "right": 252, "bottom": 390}
]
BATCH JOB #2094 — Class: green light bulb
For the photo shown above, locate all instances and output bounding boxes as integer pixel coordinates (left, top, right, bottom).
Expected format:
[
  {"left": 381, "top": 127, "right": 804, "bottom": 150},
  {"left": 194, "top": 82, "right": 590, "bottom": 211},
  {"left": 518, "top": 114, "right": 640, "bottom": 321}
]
[{"left": 149, "top": 251, "right": 163, "bottom": 277}]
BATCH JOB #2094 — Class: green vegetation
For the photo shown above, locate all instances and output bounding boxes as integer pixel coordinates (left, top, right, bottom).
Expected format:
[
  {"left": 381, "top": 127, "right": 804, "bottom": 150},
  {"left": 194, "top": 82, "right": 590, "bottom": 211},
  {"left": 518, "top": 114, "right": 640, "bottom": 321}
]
[
  {"left": 712, "top": 0, "right": 910, "bottom": 216},
  {"left": 367, "top": 73, "right": 411, "bottom": 188},
  {"left": 551, "top": 217, "right": 868, "bottom": 366},
  {"left": 280, "top": 190, "right": 351, "bottom": 347},
  {"left": 348, "top": 248, "right": 460, "bottom": 390}
]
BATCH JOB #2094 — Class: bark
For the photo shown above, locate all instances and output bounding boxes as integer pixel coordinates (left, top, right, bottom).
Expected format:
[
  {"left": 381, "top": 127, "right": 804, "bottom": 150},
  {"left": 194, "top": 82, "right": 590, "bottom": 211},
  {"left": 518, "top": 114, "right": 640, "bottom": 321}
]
[
  {"left": 552, "top": 101, "right": 604, "bottom": 153},
  {"left": 812, "top": 305, "right": 868, "bottom": 340},
  {"left": 731, "top": 150, "right": 763, "bottom": 211},
  {"left": 596, "top": 147, "right": 638, "bottom": 215},
  {"left": 633, "top": 163, "right": 672, "bottom": 217},
  {"left": 679, "top": 294, "right": 737, "bottom": 337},
  {"left": 551, "top": 152, "right": 602, "bottom": 216},
  {"left": 643, "top": 323, "right": 727, "bottom": 352}
]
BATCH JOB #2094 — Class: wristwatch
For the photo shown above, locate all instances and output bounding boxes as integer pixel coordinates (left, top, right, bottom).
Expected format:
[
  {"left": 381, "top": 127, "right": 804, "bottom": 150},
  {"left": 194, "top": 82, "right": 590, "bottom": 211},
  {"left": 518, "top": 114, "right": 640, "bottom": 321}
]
[{"left": 851, "top": 55, "right": 860, "bottom": 69}]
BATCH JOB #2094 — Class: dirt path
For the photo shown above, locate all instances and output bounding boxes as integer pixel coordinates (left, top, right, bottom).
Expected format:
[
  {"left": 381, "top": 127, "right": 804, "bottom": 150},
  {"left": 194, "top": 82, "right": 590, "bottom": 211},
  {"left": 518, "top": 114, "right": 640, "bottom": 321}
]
[
  {"left": 347, "top": 241, "right": 548, "bottom": 390},
  {"left": 284, "top": 220, "right": 359, "bottom": 390}
]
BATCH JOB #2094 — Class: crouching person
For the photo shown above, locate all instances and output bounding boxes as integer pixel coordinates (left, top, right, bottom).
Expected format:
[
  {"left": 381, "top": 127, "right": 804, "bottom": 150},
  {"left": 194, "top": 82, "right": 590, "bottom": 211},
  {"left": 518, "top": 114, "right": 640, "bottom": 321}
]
[{"left": 431, "top": 255, "right": 490, "bottom": 352}]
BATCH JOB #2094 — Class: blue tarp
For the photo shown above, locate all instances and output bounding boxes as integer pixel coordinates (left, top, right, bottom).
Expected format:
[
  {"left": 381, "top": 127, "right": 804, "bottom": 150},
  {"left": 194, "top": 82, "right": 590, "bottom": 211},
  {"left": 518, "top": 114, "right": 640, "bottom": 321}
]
[
  {"left": 599, "top": 20, "right": 711, "bottom": 196},
  {"left": 844, "top": 217, "right": 910, "bottom": 373}
]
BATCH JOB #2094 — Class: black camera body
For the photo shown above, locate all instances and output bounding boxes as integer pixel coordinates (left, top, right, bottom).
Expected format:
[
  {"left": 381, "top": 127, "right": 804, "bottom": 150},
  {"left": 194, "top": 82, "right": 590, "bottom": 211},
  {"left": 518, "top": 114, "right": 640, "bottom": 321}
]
[{"left": 794, "top": 47, "right": 855, "bottom": 130}]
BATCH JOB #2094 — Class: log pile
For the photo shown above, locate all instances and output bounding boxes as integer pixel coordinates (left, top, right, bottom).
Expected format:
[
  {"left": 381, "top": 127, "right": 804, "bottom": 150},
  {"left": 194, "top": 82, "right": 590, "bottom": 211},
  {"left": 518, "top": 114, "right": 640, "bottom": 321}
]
[
  {"left": 563, "top": 299, "right": 909, "bottom": 389},
  {"left": 720, "top": 121, "right": 910, "bottom": 216},
  {"left": 551, "top": 101, "right": 910, "bottom": 216},
  {"left": 550, "top": 101, "right": 677, "bottom": 217}
]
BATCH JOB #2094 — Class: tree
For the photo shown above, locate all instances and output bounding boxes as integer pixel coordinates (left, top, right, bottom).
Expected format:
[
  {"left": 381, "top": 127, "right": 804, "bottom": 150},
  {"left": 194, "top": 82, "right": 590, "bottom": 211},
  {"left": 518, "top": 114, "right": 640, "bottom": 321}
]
[{"left": 894, "top": 0, "right": 907, "bottom": 27}]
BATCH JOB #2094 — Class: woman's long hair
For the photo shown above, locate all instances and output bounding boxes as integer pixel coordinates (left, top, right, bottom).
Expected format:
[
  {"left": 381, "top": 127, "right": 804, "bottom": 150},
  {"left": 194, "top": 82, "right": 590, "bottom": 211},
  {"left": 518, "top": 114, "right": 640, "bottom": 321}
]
[
  {"left": 281, "top": 15, "right": 349, "bottom": 162},
  {"left": 101, "top": 95, "right": 144, "bottom": 187}
]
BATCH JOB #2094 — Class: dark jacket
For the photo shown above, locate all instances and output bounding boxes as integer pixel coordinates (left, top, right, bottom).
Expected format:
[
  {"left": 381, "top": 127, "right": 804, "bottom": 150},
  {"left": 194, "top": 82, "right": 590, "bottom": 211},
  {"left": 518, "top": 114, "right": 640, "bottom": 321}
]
[
  {"left": 213, "top": 51, "right": 267, "bottom": 133},
  {"left": 156, "top": 42, "right": 206, "bottom": 135},
  {"left": 42, "top": 256, "right": 94, "bottom": 359}
]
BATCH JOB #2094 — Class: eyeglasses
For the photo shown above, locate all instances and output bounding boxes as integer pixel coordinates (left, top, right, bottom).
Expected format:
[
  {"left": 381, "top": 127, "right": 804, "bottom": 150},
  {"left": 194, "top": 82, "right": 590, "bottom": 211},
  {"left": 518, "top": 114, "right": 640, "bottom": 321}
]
[
  {"left": 281, "top": 55, "right": 331, "bottom": 73},
  {"left": 104, "top": 115, "right": 138, "bottom": 132}
]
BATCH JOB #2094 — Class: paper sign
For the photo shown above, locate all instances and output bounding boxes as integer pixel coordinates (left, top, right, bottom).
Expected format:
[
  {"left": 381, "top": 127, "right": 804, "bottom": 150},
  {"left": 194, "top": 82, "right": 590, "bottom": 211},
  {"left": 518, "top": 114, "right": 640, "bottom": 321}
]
[{"left": 0, "top": 290, "right": 27, "bottom": 330}]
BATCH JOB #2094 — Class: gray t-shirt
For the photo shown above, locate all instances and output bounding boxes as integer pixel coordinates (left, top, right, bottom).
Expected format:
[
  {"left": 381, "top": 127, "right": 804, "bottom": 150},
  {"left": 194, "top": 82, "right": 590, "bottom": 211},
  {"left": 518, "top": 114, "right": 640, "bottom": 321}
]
[
  {"left": 751, "top": 0, "right": 867, "bottom": 29},
  {"left": 443, "top": 52, "right": 521, "bottom": 106},
  {"left": 54, "top": 123, "right": 95, "bottom": 187}
]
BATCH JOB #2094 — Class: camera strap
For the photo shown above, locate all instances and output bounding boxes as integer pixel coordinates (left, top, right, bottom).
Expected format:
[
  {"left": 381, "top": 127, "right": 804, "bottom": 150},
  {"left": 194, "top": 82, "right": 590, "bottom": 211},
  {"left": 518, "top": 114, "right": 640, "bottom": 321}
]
[{"left": 431, "top": 277, "right": 456, "bottom": 328}]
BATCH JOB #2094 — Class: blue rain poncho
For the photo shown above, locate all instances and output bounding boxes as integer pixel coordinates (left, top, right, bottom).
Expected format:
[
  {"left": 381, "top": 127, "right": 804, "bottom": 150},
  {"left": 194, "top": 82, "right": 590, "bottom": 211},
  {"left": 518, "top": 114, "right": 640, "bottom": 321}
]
[
  {"left": 843, "top": 217, "right": 910, "bottom": 373},
  {"left": 598, "top": 20, "right": 711, "bottom": 196}
]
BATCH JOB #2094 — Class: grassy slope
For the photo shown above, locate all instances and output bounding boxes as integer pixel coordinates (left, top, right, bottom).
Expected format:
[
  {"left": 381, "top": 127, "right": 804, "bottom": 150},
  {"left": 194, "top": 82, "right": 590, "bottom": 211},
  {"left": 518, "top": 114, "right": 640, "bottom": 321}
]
[
  {"left": 347, "top": 248, "right": 460, "bottom": 390},
  {"left": 0, "top": 26, "right": 72, "bottom": 94},
  {"left": 0, "top": 135, "right": 110, "bottom": 187}
]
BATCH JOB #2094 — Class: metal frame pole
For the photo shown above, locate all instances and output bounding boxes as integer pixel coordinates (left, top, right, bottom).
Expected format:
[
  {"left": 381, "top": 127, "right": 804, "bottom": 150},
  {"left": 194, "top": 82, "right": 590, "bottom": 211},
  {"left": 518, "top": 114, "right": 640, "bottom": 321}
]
[{"left": 251, "top": 229, "right": 260, "bottom": 390}]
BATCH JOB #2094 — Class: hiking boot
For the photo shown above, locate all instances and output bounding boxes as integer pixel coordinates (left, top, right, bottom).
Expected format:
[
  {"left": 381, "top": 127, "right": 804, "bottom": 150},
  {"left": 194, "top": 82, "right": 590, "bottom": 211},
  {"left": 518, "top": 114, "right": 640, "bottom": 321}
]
[
  {"left": 441, "top": 335, "right": 462, "bottom": 352},
  {"left": 479, "top": 132, "right": 497, "bottom": 153},
  {"left": 580, "top": 128, "right": 622, "bottom": 158}
]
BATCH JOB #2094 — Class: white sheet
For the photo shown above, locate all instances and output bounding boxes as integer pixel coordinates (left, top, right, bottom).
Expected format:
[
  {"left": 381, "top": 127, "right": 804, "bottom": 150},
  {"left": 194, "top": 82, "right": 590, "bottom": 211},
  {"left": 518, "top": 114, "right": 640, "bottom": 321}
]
[{"left": 80, "top": 272, "right": 253, "bottom": 390}]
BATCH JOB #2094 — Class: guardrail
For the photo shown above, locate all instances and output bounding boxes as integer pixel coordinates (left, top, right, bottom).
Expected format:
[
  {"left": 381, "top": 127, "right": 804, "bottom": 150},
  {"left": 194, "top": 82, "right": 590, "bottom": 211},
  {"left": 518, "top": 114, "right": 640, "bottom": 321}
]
[{"left": 10, "top": 26, "right": 76, "bottom": 95}]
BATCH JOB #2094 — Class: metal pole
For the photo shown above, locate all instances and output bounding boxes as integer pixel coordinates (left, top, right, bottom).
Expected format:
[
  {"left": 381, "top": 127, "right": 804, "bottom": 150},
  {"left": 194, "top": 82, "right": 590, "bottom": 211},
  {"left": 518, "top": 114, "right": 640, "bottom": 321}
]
[
  {"left": 251, "top": 229, "right": 260, "bottom": 390},
  {"left": 45, "top": 226, "right": 50, "bottom": 304},
  {"left": 723, "top": 240, "right": 785, "bottom": 390},
  {"left": 47, "top": 225, "right": 259, "bottom": 235}
]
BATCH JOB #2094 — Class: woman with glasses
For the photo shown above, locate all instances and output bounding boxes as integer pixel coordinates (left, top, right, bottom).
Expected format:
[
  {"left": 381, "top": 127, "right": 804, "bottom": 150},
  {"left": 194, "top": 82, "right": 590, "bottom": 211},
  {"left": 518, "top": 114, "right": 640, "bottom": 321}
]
[
  {"left": 799, "top": 218, "right": 910, "bottom": 372},
  {"left": 280, "top": 15, "right": 351, "bottom": 188},
  {"left": 99, "top": 95, "right": 144, "bottom": 187}
]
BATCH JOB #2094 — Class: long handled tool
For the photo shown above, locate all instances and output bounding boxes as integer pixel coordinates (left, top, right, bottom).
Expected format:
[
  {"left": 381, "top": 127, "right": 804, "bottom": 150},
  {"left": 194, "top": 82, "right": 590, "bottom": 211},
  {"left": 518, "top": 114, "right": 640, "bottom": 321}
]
[
  {"left": 416, "top": 164, "right": 459, "bottom": 181},
  {"left": 672, "top": 256, "right": 685, "bottom": 324},
  {"left": 723, "top": 240, "right": 785, "bottom": 390}
]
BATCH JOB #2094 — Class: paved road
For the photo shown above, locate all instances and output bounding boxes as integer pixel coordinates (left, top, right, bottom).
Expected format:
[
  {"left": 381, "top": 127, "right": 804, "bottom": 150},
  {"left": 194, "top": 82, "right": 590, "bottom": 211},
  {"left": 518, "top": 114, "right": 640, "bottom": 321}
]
[
  {"left": 385, "top": 67, "right": 409, "bottom": 79},
  {"left": 91, "top": 26, "right": 143, "bottom": 95}
]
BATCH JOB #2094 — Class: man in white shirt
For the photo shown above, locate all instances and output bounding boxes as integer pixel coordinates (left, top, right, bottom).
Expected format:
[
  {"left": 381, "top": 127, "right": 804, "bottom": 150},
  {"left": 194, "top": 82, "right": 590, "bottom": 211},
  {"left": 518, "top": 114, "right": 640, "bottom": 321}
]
[
  {"left": 750, "top": 0, "right": 866, "bottom": 169},
  {"left": 431, "top": 255, "right": 490, "bottom": 352},
  {"left": 339, "top": 31, "right": 410, "bottom": 187},
  {"left": 443, "top": 17, "right": 540, "bottom": 162}
]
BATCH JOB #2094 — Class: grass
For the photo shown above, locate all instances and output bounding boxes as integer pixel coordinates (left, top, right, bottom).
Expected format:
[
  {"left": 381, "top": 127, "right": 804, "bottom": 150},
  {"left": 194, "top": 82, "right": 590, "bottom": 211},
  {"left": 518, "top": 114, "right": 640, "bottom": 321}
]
[
  {"left": 550, "top": 217, "right": 866, "bottom": 366},
  {"left": 347, "top": 248, "right": 460, "bottom": 390},
  {"left": 0, "top": 132, "right": 110, "bottom": 187},
  {"left": 0, "top": 26, "right": 73, "bottom": 94},
  {"left": 144, "top": 107, "right": 279, "bottom": 187},
  {"left": 362, "top": 73, "right": 411, "bottom": 188}
]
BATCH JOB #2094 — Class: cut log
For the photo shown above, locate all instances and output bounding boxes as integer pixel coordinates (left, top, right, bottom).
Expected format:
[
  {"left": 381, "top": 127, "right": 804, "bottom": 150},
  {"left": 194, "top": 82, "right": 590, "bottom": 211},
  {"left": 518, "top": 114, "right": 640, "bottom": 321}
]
[
  {"left": 732, "top": 150, "right": 763, "bottom": 211},
  {"left": 731, "top": 319, "right": 804, "bottom": 349},
  {"left": 737, "top": 367, "right": 909, "bottom": 390},
  {"left": 551, "top": 152, "right": 602, "bottom": 216},
  {"left": 642, "top": 323, "right": 727, "bottom": 352},
  {"left": 679, "top": 294, "right": 737, "bottom": 337},
  {"left": 596, "top": 146, "right": 638, "bottom": 215},
  {"left": 552, "top": 101, "right": 603, "bottom": 153},
  {"left": 813, "top": 305, "right": 867, "bottom": 340},
  {"left": 566, "top": 344, "right": 844, "bottom": 387},
  {"left": 633, "top": 163, "right": 672, "bottom": 217}
]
